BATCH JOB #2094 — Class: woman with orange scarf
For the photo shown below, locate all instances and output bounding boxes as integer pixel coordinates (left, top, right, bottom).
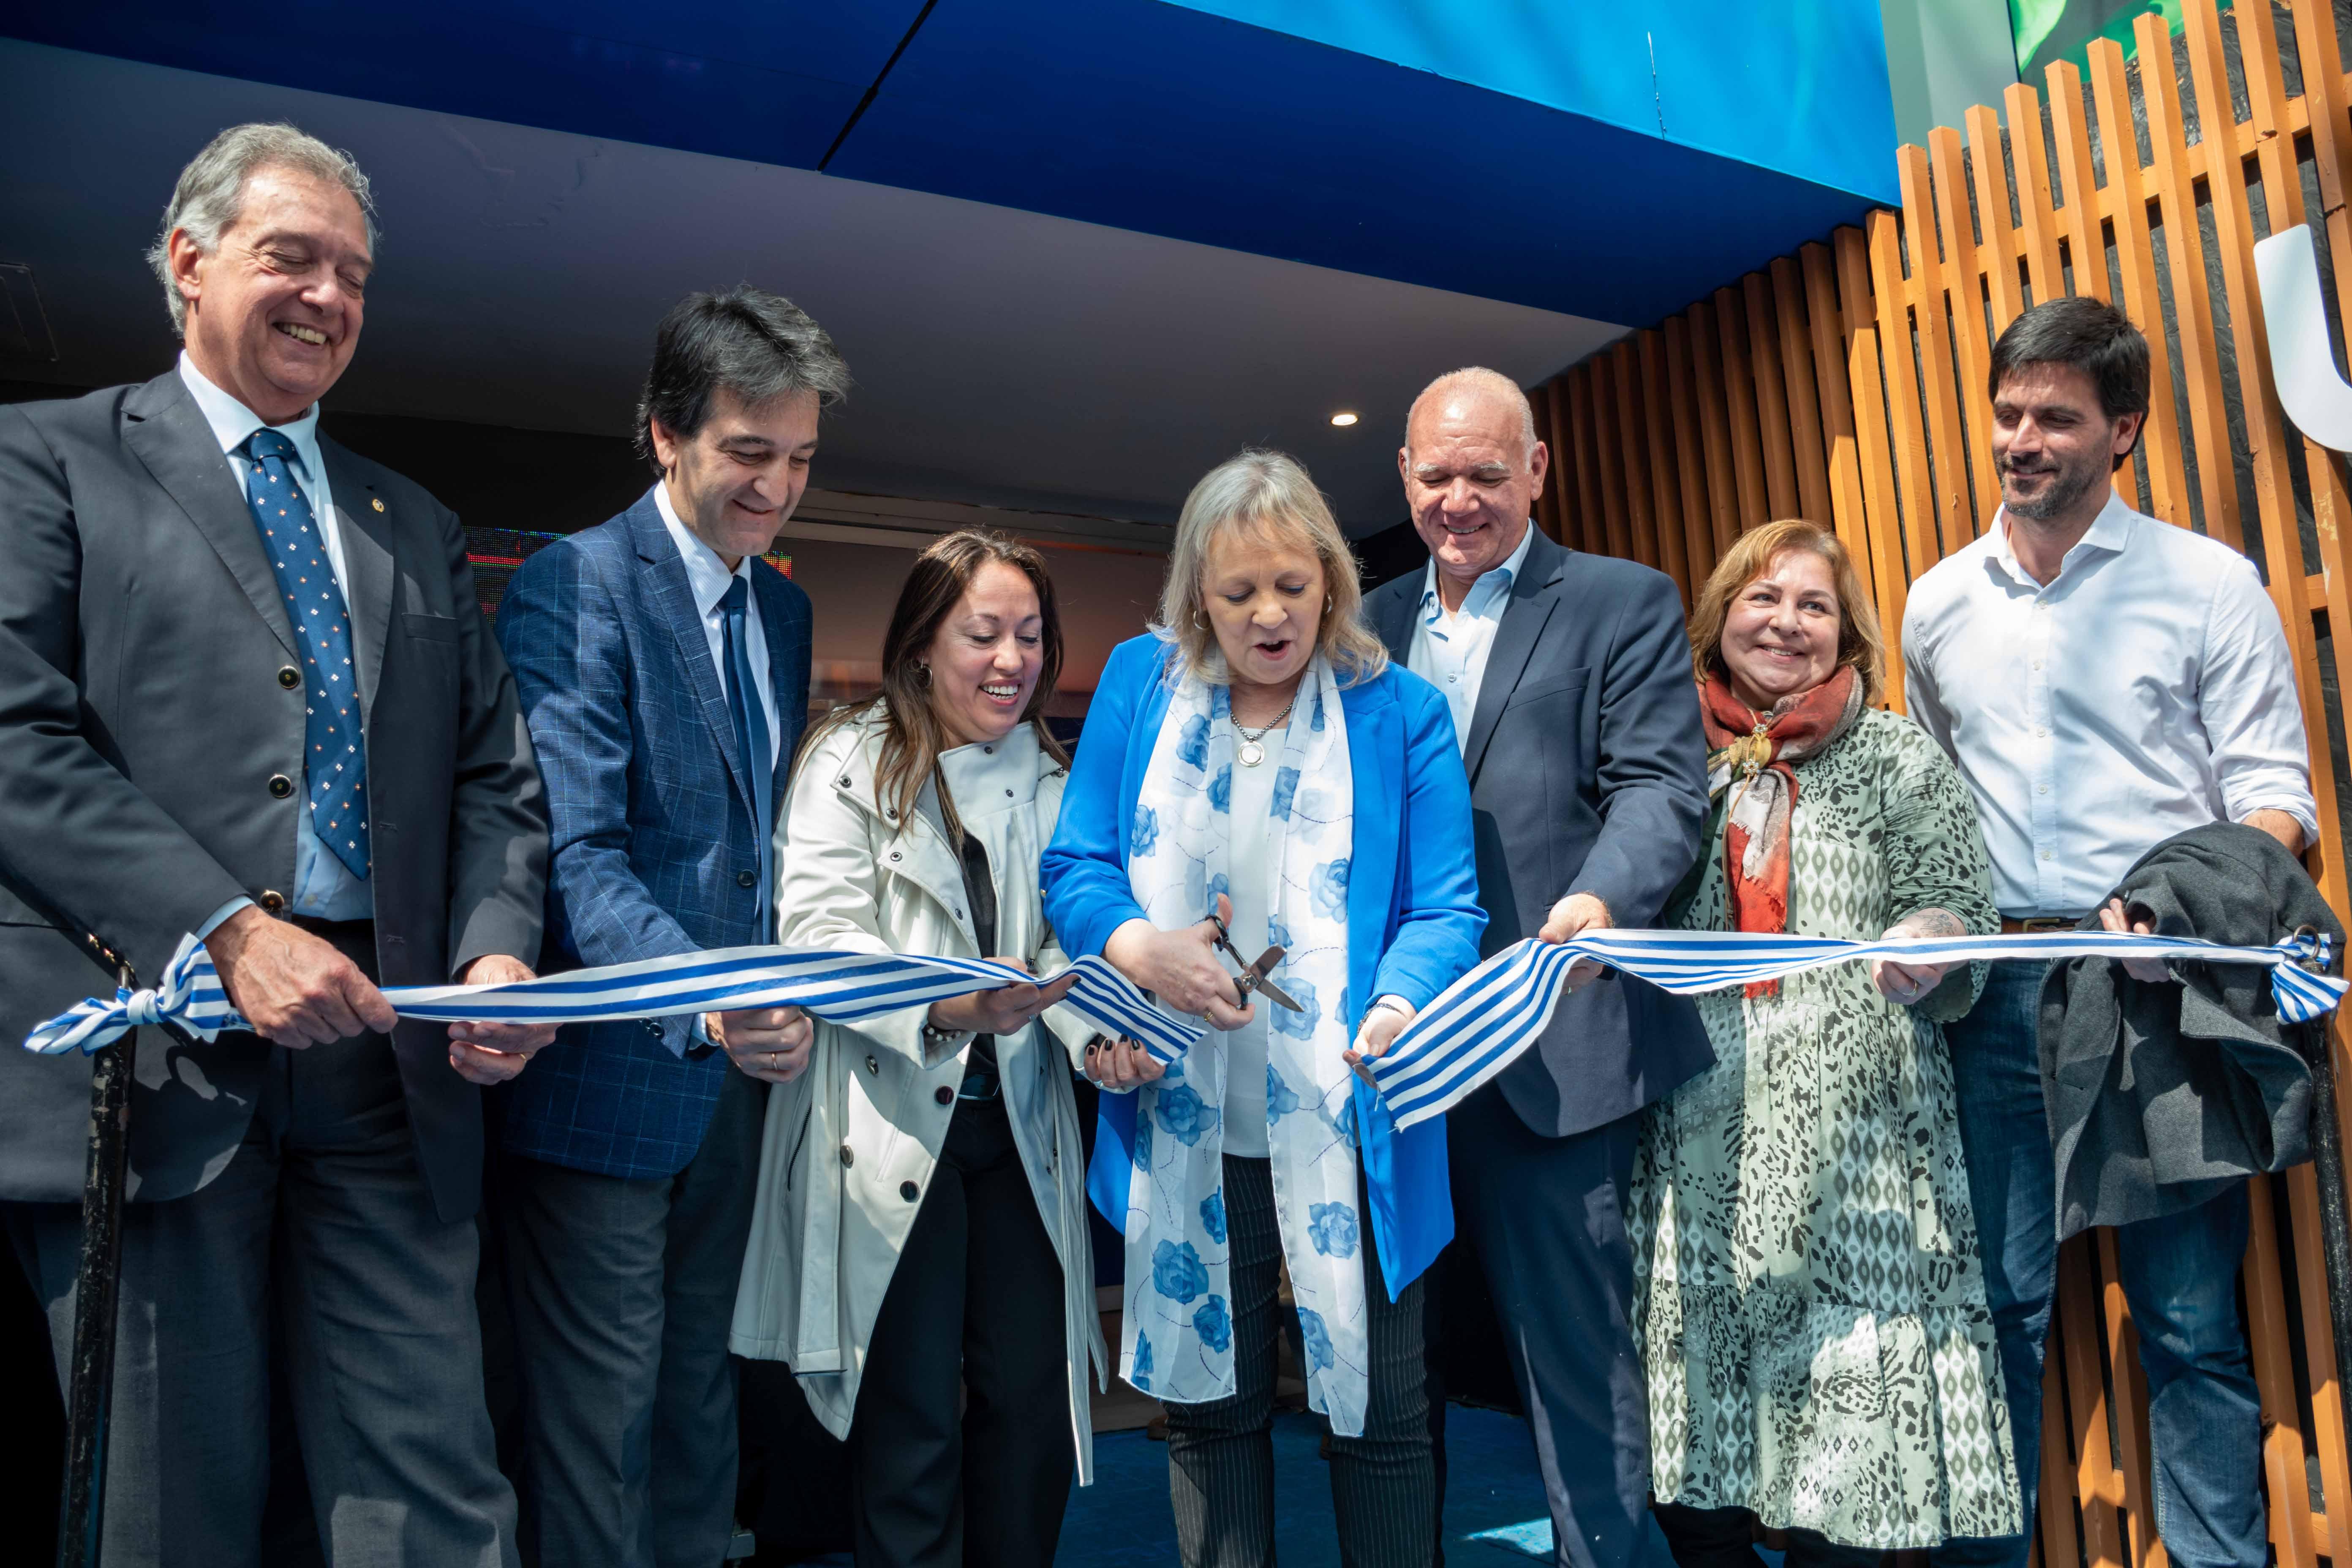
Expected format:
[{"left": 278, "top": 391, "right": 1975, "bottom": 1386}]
[{"left": 1628, "top": 520, "right": 2019, "bottom": 1565}]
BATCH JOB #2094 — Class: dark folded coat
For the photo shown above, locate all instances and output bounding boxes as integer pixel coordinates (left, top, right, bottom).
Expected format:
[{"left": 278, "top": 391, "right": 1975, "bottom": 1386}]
[{"left": 2041, "top": 821, "right": 2342, "bottom": 1241}]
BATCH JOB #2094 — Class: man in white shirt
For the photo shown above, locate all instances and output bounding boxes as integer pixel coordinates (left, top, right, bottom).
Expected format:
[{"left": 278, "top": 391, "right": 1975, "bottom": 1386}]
[
  {"left": 491, "top": 288, "right": 841, "bottom": 1567},
  {"left": 1906, "top": 297, "right": 2317, "bottom": 1568},
  {"left": 1366, "top": 368, "right": 1711, "bottom": 1568}
]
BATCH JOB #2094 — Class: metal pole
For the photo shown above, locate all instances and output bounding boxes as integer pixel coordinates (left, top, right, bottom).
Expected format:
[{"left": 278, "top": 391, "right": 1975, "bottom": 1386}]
[{"left": 56, "top": 964, "right": 136, "bottom": 1568}]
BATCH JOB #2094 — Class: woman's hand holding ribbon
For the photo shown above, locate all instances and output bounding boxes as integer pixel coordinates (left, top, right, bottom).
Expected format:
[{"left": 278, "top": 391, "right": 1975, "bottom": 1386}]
[
  {"left": 1868, "top": 907, "right": 1965, "bottom": 1004},
  {"left": 926, "top": 957, "right": 1079, "bottom": 1037},
  {"left": 1083, "top": 1034, "right": 1166, "bottom": 1091},
  {"left": 1102, "top": 895, "right": 1257, "bottom": 1031},
  {"left": 1342, "top": 995, "right": 1418, "bottom": 1084}
]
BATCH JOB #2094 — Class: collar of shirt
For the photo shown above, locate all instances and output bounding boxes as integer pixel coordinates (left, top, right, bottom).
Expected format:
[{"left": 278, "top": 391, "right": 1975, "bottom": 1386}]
[
  {"left": 1416, "top": 520, "right": 1536, "bottom": 632},
  {"left": 653, "top": 479, "right": 756, "bottom": 619},
  {"left": 177, "top": 350, "right": 327, "bottom": 486},
  {"left": 1987, "top": 489, "right": 2135, "bottom": 590}
]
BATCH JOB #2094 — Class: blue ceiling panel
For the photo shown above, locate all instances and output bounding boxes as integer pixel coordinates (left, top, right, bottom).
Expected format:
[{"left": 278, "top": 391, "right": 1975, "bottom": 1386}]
[
  {"left": 2, "top": 0, "right": 1891, "bottom": 326},
  {"left": 0, "top": 2, "right": 926, "bottom": 169},
  {"left": 828, "top": 0, "right": 1877, "bottom": 324}
]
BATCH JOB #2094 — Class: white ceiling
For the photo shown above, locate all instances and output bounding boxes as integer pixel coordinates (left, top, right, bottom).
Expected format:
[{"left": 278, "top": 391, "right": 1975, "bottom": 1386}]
[{"left": 0, "top": 38, "right": 1627, "bottom": 534}]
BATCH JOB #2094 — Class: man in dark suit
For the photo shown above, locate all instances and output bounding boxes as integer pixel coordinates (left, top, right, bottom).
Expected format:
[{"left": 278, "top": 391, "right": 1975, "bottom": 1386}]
[
  {"left": 1365, "top": 368, "right": 1711, "bottom": 1568},
  {"left": 0, "top": 124, "right": 553, "bottom": 1565},
  {"left": 490, "top": 287, "right": 839, "bottom": 1567}
]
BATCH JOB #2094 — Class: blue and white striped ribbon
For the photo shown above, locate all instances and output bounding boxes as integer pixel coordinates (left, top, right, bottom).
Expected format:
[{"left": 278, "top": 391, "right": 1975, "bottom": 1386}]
[
  {"left": 1368, "top": 927, "right": 2347, "bottom": 1132},
  {"left": 23, "top": 934, "right": 1206, "bottom": 1062}
]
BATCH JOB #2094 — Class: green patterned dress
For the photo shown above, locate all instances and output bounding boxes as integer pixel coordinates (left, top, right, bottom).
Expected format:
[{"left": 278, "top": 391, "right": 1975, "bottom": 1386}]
[{"left": 1628, "top": 707, "right": 2021, "bottom": 1549}]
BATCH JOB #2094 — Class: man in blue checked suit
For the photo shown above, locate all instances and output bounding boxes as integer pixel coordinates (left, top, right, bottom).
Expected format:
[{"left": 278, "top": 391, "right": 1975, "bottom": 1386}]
[{"left": 492, "top": 287, "right": 846, "bottom": 1568}]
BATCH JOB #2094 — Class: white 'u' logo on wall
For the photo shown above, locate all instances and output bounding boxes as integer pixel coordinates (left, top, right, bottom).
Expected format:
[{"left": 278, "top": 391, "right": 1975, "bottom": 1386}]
[{"left": 2255, "top": 225, "right": 2352, "bottom": 454}]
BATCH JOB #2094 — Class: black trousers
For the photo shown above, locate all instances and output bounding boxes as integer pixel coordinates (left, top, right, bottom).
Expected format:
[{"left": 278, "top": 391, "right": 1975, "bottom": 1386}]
[
  {"left": 1429, "top": 1085, "right": 1667, "bottom": 1568},
  {"left": 850, "top": 1093, "right": 1073, "bottom": 1568},
  {"left": 1164, "top": 1154, "right": 1434, "bottom": 1568},
  {"left": 1653, "top": 1503, "right": 1884, "bottom": 1568},
  {"left": 6, "top": 921, "right": 516, "bottom": 1568},
  {"left": 496, "top": 1064, "right": 765, "bottom": 1568}
]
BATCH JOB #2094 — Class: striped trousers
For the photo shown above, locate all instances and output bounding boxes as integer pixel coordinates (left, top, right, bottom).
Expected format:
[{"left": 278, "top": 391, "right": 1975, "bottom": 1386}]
[{"left": 1164, "top": 1154, "right": 1435, "bottom": 1568}]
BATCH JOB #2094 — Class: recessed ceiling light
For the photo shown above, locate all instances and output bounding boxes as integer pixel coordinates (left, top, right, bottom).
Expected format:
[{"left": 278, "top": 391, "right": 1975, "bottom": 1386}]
[{"left": 1329, "top": 411, "right": 1358, "bottom": 427}]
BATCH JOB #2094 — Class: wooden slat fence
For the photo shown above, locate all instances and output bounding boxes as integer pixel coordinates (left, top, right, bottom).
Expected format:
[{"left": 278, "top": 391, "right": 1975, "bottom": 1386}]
[{"left": 1530, "top": 4, "right": 2352, "bottom": 1563}]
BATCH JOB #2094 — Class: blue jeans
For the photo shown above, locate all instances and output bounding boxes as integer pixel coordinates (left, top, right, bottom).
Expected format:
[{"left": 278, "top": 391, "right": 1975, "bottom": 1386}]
[{"left": 1932, "top": 961, "right": 2267, "bottom": 1568}]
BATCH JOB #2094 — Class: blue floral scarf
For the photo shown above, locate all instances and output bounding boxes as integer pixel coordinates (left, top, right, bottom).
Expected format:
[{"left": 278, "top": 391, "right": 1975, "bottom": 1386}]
[{"left": 1120, "top": 655, "right": 1372, "bottom": 1433}]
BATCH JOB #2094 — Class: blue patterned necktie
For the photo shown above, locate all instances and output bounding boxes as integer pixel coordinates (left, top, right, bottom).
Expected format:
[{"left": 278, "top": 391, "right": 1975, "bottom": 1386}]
[
  {"left": 243, "top": 429, "right": 370, "bottom": 881},
  {"left": 721, "top": 574, "right": 773, "bottom": 939}
]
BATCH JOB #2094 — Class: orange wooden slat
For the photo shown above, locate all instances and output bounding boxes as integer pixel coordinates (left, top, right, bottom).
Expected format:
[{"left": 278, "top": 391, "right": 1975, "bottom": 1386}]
[
  {"left": 1801, "top": 242, "right": 1872, "bottom": 585},
  {"left": 2286, "top": 1160, "right": 2352, "bottom": 1566},
  {"left": 2134, "top": 8, "right": 2240, "bottom": 548},
  {"left": 1588, "top": 349, "right": 1636, "bottom": 562},
  {"left": 1687, "top": 297, "right": 1742, "bottom": 556},
  {"left": 1833, "top": 226, "right": 1913, "bottom": 703},
  {"left": 1540, "top": 377, "right": 1575, "bottom": 550},
  {"left": 1532, "top": 381, "right": 1561, "bottom": 544},
  {"left": 1965, "top": 103, "right": 2028, "bottom": 328},
  {"left": 1743, "top": 270, "right": 1802, "bottom": 520},
  {"left": 2245, "top": 1174, "right": 2320, "bottom": 1568},
  {"left": 2007, "top": 80, "right": 2068, "bottom": 303},
  {"left": 1899, "top": 143, "right": 1977, "bottom": 554},
  {"left": 1715, "top": 284, "right": 1772, "bottom": 529},
  {"left": 1565, "top": 365, "right": 1606, "bottom": 560},
  {"left": 2058, "top": 1236, "right": 2132, "bottom": 1568},
  {"left": 1866, "top": 206, "right": 1944, "bottom": 581},
  {"left": 2094, "top": 1228, "right": 2165, "bottom": 1568},
  {"left": 1637, "top": 327, "right": 1696, "bottom": 601},
  {"left": 2084, "top": 38, "right": 2189, "bottom": 527},
  {"left": 1771, "top": 255, "right": 1835, "bottom": 525},
  {"left": 2044, "top": 61, "right": 2109, "bottom": 306},
  {"left": 1928, "top": 125, "right": 2001, "bottom": 541},
  {"left": 1608, "top": 340, "right": 1662, "bottom": 572},
  {"left": 1661, "top": 313, "right": 1720, "bottom": 588}
]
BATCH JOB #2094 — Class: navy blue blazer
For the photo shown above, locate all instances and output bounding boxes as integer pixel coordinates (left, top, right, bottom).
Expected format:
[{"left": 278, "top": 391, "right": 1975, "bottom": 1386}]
[
  {"left": 493, "top": 488, "right": 811, "bottom": 1179},
  {"left": 1364, "top": 526, "right": 1713, "bottom": 1138}
]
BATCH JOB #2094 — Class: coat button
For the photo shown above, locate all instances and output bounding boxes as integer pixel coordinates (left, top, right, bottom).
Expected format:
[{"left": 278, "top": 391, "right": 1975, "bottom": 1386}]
[
  {"left": 867, "top": 1055, "right": 879, "bottom": 1075},
  {"left": 259, "top": 890, "right": 287, "bottom": 915},
  {"left": 934, "top": 1084, "right": 954, "bottom": 1105},
  {"left": 839, "top": 1145, "right": 855, "bottom": 1168},
  {"left": 276, "top": 666, "right": 301, "bottom": 689},
  {"left": 737, "top": 870, "right": 757, "bottom": 888},
  {"left": 267, "top": 774, "right": 294, "bottom": 799},
  {"left": 889, "top": 851, "right": 901, "bottom": 862},
  {"left": 900, "top": 1181, "right": 920, "bottom": 1202},
  {"left": 1005, "top": 789, "right": 1014, "bottom": 798}
]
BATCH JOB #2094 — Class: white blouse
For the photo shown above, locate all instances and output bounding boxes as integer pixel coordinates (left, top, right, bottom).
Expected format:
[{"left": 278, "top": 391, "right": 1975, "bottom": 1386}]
[{"left": 1216, "top": 721, "right": 1282, "bottom": 1158}]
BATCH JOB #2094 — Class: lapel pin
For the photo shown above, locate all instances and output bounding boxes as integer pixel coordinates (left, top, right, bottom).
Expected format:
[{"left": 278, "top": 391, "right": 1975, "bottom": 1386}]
[{"left": 371, "top": 498, "right": 385, "bottom": 512}]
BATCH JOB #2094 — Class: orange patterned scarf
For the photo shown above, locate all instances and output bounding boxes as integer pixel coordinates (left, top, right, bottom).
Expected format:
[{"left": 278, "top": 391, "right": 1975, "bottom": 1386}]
[{"left": 1699, "top": 665, "right": 1864, "bottom": 996}]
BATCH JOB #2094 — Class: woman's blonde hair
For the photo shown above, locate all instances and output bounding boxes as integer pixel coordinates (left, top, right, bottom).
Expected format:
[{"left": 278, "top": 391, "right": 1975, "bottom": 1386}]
[
  {"left": 1154, "top": 449, "right": 1388, "bottom": 687},
  {"left": 1688, "top": 518, "right": 1886, "bottom": 703}
]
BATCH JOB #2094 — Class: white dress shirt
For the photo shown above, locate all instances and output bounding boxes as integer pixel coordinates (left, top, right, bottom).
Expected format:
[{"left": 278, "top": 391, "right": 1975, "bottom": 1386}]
[
  {"left": 1903, "top": 492, "right": 2318, "bottom": 916},
  {"left": 179, "top": 352, "right": 371, "bottom": 926},
  {"left": 1405, "top": 522, "right": 1535, "bottom": 750},
  {"left": 654, "top": 482, "right": 779, "bottom": 750}
]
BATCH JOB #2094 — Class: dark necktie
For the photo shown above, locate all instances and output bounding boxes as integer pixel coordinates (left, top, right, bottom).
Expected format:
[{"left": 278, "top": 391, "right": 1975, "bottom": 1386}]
[
  {"left": 721, "top": 574, "right": 774, "bottom": 939},
  {"left": 242, "top": 430, "right": 369, "bottom": 881}
]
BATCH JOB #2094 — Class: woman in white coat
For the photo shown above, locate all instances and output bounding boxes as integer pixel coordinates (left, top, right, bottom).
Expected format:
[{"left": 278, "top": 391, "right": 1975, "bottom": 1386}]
[{"left": 731, "top": 531, "right": 1108, "bottom": 1568}]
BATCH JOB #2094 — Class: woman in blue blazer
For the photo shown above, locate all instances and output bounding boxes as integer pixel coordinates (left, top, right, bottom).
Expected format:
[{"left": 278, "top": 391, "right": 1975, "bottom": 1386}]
[{"left": 1042, "top": 449, "right": 1483, "bottom": 1568}]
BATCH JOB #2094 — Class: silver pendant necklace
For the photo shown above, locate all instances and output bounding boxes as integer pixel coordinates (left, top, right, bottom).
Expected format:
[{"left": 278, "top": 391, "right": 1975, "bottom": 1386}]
[{"left": 1233, "top": 695, "right": 1297, "bottom": 768}]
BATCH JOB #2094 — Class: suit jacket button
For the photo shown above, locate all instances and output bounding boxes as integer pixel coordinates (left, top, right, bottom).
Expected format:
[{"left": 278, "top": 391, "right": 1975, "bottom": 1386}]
[
  {"left": 867, "top": 1055, "right": 879, "bottom": 1075},
  {"left": 899, "top": 1180, "right": 920, "bottom": 1201},
  {"left": 267, "top": 774, "right": 294, "bottom": 799},
  {"left": 839, "top": 1145, "right": 854, "bottom": 1168},
  {"left": 276, "top": 666, "right": 301, "bottom": 690},
  {"left": 259, "top": 890, "right": 287, "bottom": 915},
  {"left": 934, "top": 1084, "right": 954, "bottom": 1105},
  {"left": 736, "top": 870, "right": 756, "bottom": 888}
]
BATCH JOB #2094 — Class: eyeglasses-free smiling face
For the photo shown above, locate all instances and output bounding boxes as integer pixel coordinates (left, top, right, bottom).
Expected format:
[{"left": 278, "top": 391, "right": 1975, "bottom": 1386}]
[
  {"left": 172, "top": 163, "right": 373, "bottom": 425},
  {"left": 650, "top": 386, "right": 821, "bottom": 569},
  {"left": 926, "top": 558, "right": 1046, "bottom": 748},
  {"left": 1200, "top": 527, "right": 1325, "bottom": 696},
  {"left": 1719, "top": 548, "right": 1844, "bottom": 712}
]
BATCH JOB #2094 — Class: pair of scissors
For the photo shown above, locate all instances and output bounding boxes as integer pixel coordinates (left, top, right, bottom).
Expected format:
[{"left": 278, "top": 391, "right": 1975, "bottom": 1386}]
[{"left": 1206, "top": 912, "right": 1304, "bottom": 1013}]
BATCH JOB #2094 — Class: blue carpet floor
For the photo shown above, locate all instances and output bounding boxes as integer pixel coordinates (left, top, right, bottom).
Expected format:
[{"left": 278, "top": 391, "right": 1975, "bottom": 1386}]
[{"left": 1055, "top": 1405, "right": 1558, "bottom": 1566}]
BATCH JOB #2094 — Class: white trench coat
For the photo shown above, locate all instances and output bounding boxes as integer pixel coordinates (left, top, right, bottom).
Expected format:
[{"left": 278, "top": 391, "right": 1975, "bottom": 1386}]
[{"left": 729, "top": 710, "right": 1108, "bottom": 1482}]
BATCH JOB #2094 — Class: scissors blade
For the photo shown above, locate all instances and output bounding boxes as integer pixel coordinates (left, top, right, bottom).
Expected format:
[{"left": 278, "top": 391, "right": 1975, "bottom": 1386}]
[{"left": 1244, "top": 947, "right": 1306, "bottom": 1013}]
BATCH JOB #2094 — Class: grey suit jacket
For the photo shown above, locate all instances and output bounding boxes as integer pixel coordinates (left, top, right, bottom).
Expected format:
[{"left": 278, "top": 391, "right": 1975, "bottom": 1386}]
[
  {"left": 0, "top": 371, "right": 547, "bottom": 1222},
  {"left": 1366, "top": 526, "right": 1713, "bottom": 1136}
]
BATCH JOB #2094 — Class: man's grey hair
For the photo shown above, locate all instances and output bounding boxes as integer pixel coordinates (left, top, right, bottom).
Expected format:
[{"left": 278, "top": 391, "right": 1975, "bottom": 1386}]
[
  {"left": 146, "top": 123, "right": 379, "bottom": 336},
  {"left": 1405, "top": 366, "right": 1539, "bottom": 460}
]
